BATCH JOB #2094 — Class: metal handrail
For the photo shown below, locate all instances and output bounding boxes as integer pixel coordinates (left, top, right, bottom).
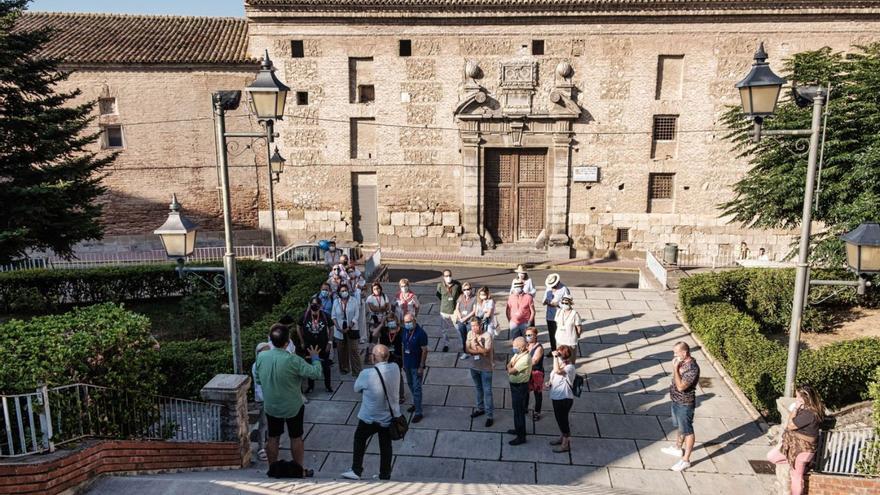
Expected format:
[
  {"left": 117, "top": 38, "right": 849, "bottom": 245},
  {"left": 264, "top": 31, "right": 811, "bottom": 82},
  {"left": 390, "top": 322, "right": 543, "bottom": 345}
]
[
  {"left": 816, "top": 426, "right": 876, "bottom": 476},
  {"left": 0, "top": 383, "right": 222, "bottom": 458}
]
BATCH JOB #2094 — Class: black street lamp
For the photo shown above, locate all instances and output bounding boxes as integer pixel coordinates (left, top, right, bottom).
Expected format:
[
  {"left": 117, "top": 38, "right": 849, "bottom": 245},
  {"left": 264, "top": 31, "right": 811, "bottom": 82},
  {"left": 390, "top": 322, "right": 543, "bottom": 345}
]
[
  {"left": 153, "top": 195, "right": 197, "bottom": 259},
  {"left": 735, "top": 42, "right": 787, "bottom": 123},
  {"left": 269, "top": 147, "right": 286, "bottom": 183},
  {"left": 841, "top": 223, "right": 880, "bottom": 275}
]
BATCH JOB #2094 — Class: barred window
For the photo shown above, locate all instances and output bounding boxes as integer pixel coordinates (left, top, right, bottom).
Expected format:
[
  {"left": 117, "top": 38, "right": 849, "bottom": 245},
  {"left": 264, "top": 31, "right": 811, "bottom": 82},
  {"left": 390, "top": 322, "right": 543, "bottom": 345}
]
[
  {"left": 616, "top": 228, "right": 630, "bottom": 243},
  {"left": 649, "top": 173, "right": 674, "bottom": 200},
  {"left": 652, "top": 115, "right": 678, "bottom": 141}
]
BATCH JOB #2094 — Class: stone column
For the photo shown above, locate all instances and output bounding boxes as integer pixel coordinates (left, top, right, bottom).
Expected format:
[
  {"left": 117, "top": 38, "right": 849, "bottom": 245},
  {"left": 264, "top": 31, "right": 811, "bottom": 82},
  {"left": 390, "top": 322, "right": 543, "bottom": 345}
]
[
  {"left": 460, "top": 128, "right": 483, "bottom": 256},
  {"left": 547, "top": 130, "right": 573, "bottom": 259},
  {"left": 775, "top": 396, "right": 796, "bottom": 495},
  {"left": 201, "top": 374, "right": 252, "bottom": 468}
]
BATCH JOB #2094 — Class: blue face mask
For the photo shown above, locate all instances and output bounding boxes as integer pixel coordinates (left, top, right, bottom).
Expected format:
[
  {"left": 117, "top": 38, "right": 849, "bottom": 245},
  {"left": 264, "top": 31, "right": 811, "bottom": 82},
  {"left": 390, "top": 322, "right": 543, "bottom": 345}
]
[
  {"left": 387, "top": 322, "right": 398, "bottom": 329},
  {"left": 320, "top": 290, "right": 329, "bottom": 297},
  {"left": 404, "top": 322, "right": 414, "bottom": 330},
  {"left": 340, "top": 291, "right": 349, "bottom": 299},
  {"left": 511, "top": 347, "right": 519, "bottom": 354}
]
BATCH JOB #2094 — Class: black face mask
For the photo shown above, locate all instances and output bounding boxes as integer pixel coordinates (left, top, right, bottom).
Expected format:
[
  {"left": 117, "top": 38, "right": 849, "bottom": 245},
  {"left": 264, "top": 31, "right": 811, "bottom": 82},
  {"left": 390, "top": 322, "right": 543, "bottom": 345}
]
[{"left": 310, "top": 304, "right": 320, "bottom": 311}]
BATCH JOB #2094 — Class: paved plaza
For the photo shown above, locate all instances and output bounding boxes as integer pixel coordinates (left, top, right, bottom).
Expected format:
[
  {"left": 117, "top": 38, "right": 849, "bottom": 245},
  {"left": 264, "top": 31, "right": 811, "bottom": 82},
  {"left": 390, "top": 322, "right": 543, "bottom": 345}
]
[{"left": 89, "top": 282, "right": 776, "bottom": 495}]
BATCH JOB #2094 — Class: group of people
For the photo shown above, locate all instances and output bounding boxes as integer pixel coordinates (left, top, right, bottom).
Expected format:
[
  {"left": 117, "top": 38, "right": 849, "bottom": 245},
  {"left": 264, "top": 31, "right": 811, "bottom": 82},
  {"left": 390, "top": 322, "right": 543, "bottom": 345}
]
[{"left": 251, "top": 251, "right": 825, "bottom": 488}]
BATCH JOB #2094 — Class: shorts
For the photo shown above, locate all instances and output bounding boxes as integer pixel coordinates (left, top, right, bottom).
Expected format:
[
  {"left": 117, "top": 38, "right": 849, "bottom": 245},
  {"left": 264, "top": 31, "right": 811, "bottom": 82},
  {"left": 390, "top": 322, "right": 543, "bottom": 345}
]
[
  {"left": 671, "top": 402, "right": 695, "bottom": 436},
  {"left": 266, "top": 405, "right": 305, "bottom": 438}
]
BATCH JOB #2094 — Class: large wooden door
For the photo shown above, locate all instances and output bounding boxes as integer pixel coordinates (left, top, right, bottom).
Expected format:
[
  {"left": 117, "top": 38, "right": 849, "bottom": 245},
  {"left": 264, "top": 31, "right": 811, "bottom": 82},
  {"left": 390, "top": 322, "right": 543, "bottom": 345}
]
[{"left": 484, "top": 149, "right": 546, "bottom": 244}]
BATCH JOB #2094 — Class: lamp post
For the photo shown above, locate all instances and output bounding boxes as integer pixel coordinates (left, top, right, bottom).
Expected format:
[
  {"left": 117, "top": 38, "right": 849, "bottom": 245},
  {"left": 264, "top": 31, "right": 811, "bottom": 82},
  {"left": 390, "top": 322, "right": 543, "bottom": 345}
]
[
  {"left": 736, "top": 44, "right": 879, "bottom": 398},
  {"left": 154, "top": 51, "right": 289, "bottom": 375},
  {"left": 736, "top": 42, "right": 828, "bottom": 398},
  {"left": 246, "top": 50, "right": 290, "bottom": 261}
]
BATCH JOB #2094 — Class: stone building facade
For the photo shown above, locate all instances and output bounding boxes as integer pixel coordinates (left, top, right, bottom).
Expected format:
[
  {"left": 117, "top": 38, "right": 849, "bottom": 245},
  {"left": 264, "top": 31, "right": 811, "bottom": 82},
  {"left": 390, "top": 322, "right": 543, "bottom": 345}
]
[{"left": 17, "top": 2, "right": 880, "bottom": 258}]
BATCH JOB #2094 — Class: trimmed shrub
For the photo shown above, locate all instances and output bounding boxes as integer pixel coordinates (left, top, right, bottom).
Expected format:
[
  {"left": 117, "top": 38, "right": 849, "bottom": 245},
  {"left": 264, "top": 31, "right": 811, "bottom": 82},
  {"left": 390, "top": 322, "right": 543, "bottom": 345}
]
[
  {"left": 0, "top": 303, "right": 161, "bottom": 396},
  {"left": 680, "top": 270, "right": 880, "bottom": 420},
  {"left": 856, "top": 367, "right": 880, "bottom": 476}
]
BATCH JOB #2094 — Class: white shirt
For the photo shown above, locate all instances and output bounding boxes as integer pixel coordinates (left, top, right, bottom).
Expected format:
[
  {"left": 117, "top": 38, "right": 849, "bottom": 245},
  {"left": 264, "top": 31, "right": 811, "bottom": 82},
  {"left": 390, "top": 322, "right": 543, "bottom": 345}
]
[
  {"left": 251, "top": 362, "right": 264, "bottom": 402},
  {"left": 354, "top": 362, "right": 402, "bottom": 427},
  {"left": 549, "top": 362, "right": 576, "bottom": 400},
  {"left": 331, "top": 297, "right": 360, "bottom": 340},
  {"left": 509, "top": 277, "right": 537, "bottom": 296},
  {"left": 554, "top": 309, "right": 581, "bottom": 347}
]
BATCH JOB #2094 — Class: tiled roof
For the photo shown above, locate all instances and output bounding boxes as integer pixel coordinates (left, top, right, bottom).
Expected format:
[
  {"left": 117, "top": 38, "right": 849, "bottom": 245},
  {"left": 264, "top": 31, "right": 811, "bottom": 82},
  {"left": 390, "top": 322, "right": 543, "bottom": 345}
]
[
  {"left": 246, "top": 0, "right": 880, "bottom": 14},
  {"left": 13, "top": 12, "right": 255, "bottom": 65}
]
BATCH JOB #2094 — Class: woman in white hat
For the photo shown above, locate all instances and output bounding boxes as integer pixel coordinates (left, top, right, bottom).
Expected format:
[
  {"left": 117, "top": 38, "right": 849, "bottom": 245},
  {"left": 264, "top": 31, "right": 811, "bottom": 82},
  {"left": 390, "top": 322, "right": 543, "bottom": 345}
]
[
  {"left": 554, "top": 295, "right": 581, "bottom": 359},
  {"left": 542, "top": 273, "right": 570, "bottom": 351},
  {"left": 509, "top": 264, "right": 537, "bottom": 296}
]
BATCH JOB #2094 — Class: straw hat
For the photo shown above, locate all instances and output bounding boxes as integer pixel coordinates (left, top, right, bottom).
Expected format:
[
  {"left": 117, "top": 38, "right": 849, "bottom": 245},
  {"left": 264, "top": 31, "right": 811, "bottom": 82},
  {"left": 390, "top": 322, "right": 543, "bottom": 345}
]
[
  {"left": 545, "top": 273, "right": 560, "bottom": 287},
  {"left": 514, "top": 264, "right": 528, "bottom": 274},
  {"left": 560, "top": 295, "right": 573, "bottom": 305}
]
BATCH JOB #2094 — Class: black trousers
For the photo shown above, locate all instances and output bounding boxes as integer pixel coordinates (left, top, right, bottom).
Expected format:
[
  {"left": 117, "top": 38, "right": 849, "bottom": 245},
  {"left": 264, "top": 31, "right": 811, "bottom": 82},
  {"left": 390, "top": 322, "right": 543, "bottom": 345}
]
[
  {"left": 304, "top": 351, "right": 331, "bottom": 390},
  {"left": 510, "top": 382, "right": 529, "bottom": 439},
  {"left": 553, "top": 398, "right": 574, "bottom": 436},
  {"left": 547, "top": 320, "right": 558, "bottom": 351},
  {"left": 532, "top": 390, "right": 543, "bottom": 414},
  {"left": 352, "top": 420, "right": 392, "bottom": 479}
]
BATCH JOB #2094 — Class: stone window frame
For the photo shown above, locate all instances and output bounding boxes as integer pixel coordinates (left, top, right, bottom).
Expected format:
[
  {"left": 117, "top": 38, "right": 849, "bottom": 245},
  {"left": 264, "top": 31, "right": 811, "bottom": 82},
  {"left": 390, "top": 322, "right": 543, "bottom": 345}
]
[
  {"left": 652, "top": 115, "right": 678, "bottom": 142},
  {"left": 101, "top": 124, "right": 124, "bottom": 149},
  {"left": 98, "top": 97, "right": 117, "bottom": 116},
  {"left": 648, "top": 172, "right": 675, "bottom": 200}
]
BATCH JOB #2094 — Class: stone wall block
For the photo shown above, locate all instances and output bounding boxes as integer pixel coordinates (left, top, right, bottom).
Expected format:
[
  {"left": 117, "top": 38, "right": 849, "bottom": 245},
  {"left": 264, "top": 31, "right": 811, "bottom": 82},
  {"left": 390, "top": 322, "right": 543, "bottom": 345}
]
[
  {"left": 391, "top": 212, "right": 406, "bottom": 226},
  {"left": 420, "top": 211, "right": 434, "bottom": 226},
  {"left": 334, "top": 221, "right": 347, "bottom": 232},
  {"left": 442, "top": 211, "right": 460, "bottom": 226},
  {"left": 427, "top": 226, "right": 444, "bottom": 237},
  {"left": 328, "top": 211, "right": 342, "bottom": 222},
  {"left": 379, "top": 211, "right": 391, "bottom": 225},
  {"left": 405, "top": 212, "right": 420, "bottom": 226},
  {"left": 412, "top": 226, "right": 428, "bottom": 237}
]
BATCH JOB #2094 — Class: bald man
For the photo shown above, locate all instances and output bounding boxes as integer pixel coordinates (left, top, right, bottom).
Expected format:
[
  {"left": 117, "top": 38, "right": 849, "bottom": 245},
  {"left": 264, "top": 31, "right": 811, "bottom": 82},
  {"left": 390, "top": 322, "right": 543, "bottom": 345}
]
[
  {"left": 507, "top": 336, "right": 532, "bottom": 445},
  {"left": 343, "top": 344, "right": 401, "bottom": 481}
]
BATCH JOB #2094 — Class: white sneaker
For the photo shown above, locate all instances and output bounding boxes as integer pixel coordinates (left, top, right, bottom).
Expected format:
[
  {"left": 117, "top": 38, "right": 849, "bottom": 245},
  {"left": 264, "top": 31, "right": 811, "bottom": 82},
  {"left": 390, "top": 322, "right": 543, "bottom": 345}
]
[
  {"left": 341, "top": 470, "right": 360, "bottom": 480},
  {"left": 661, "top": 446, "right": 684, "bottom": 457},
  {"left": 670, "top": 459, "right": 691, "bottom": 472},
  {"left": 459, "top": 353, "right": 469, "bottom": 360}
]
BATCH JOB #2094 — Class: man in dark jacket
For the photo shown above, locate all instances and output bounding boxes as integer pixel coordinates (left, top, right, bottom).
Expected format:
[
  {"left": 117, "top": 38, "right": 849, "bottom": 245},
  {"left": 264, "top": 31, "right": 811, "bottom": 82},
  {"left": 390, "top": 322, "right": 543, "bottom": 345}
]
[{"left": 435, "top": 269, "right": 462, "bottom": 353}]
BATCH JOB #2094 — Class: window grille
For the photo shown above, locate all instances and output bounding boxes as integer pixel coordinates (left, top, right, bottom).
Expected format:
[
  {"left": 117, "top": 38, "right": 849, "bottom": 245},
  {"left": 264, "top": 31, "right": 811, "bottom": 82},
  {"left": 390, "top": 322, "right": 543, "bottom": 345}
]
[
  {"left": 652, "top": 115, "right": 678, "bottom": 141},
  {"left": 649, "top": 173, "right": 675, "bottom": 200}
]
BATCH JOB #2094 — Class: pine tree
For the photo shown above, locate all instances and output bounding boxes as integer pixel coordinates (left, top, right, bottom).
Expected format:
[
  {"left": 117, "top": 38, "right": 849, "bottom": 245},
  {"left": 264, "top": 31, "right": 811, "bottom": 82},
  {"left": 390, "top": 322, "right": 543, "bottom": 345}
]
[
  {"left": 721, "top": 44, "right": 880, "bottom": 265},
  {"left": 0, "top": 0, "right": 116, "bottom": 264}
]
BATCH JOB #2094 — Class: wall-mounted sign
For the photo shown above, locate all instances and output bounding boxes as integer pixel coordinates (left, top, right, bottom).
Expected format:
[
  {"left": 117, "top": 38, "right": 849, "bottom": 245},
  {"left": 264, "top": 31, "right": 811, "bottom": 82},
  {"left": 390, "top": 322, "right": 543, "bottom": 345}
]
[{"left": 573, "top": 166, "right": 600, "bottom": 182}]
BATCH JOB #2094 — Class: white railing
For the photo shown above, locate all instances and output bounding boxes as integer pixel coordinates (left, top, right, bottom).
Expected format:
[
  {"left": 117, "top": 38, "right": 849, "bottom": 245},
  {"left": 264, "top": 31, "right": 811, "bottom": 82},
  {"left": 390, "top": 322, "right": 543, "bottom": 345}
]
[
  {"left": 1, "top": 383, "right": 222, "bottom": 458},
  {"left": 645, "top": 251, "right": 669, "bottom": 289},
  {"left": 675, "top": 251, "right": 739, "bottom": 269},
  {"left": 0, "top": 245, "right": 274, "bottom": 272},
  {"left": 816, "top": 427, "right": 876, "bottom": 476}
]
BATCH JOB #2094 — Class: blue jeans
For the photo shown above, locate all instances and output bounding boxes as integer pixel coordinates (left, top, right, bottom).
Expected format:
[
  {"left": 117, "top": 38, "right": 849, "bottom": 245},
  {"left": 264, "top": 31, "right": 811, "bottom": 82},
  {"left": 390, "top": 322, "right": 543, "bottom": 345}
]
[
  {"left": 405, "top": 367, "right": 423, "bottom": 415},
  {"left": 509, "top": 382, "right": 529, "bottom": 439},
  {"left": 456, "top": 322, "right": 469, "bottom": 350},
  {"left": 510, "top": 323, "right": 528, "bottom": 340},
  {"left": 469, "top": 369, "right": 494, "bottom": 418},
  {"left": 671, "top": 402, "right": 695, "bottom": 435}
]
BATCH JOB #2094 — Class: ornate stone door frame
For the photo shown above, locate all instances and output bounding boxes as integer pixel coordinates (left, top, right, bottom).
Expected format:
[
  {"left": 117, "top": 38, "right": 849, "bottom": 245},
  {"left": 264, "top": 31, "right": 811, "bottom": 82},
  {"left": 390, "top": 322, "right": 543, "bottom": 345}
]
[{"left": 455, "top": 60, "right": 581, "bottom": 258}]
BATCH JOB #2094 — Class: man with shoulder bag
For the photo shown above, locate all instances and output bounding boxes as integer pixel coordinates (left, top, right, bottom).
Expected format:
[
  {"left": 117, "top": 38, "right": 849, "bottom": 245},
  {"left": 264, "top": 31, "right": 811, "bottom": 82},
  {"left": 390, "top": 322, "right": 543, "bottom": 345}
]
[{"left": 342, "top": 345, "right": 403, "bottom": 481}]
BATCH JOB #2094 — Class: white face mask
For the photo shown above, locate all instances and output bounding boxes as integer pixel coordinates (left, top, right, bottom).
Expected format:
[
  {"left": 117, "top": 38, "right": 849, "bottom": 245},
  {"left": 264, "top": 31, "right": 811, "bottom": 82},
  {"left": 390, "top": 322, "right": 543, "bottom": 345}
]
[
  {"left": 561, "top": 303, "right": 571, "bottom": 310},
  {"left": 479, "top": 294, "right": 487, "bottom": 300},
  {"left": 443, "top": 276, "right": 452, "bottom": 284},
  {"left": 400, "top": 286, "right": 408, "bottom": 293}
]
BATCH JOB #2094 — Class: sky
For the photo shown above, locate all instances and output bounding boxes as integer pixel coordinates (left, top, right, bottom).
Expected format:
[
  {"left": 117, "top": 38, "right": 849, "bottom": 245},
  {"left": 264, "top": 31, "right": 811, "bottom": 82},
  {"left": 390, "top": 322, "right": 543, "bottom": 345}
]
[{"left": 28, "top": 0, "right": 245, "bottom": 17}]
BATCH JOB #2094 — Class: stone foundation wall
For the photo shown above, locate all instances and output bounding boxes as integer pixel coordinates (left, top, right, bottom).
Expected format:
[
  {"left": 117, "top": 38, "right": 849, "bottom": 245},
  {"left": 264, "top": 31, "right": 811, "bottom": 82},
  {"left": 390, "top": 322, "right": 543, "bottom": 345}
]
[{"left": 806, "top": 473, "right": 880, "bottom": 495}]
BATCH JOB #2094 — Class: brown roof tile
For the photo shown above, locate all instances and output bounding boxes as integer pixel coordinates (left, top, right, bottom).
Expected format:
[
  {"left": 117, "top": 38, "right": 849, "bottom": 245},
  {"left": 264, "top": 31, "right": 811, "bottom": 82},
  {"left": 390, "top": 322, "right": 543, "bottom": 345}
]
[{"left": 14, "top": 12, "right": 255, "bottom": 65}]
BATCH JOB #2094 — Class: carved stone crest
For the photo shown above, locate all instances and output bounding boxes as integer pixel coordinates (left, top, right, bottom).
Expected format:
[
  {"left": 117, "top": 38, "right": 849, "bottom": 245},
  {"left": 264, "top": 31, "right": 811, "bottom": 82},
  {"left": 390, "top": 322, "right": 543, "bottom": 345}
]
[{"left": 500, "top": 61, "right": 537, "bottom": 115}]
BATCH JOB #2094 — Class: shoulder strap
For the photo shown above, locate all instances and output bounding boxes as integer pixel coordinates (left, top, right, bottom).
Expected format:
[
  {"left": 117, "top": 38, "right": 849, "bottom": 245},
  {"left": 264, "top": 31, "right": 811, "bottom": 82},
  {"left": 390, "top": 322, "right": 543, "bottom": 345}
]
[{"left": 374, "top": 367, "right": 396, "bottom": 417}]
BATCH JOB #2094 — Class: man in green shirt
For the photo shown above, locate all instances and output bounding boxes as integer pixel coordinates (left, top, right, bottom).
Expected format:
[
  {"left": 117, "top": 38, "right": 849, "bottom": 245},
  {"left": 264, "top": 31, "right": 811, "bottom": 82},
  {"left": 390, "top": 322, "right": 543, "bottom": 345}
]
[
  {"left": 506, "top": 336, "right": 532, "bottom": 445},
  {"left": 436, "top": 269, "right": 462, "bottom": 353},
  {"left": 256, "top": 324, "right": 323, "bottom": 469}
]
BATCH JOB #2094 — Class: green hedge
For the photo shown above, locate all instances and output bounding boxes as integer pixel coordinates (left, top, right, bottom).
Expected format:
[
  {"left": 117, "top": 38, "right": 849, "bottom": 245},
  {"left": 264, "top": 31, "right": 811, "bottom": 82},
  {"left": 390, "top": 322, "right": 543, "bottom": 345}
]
[
  {"left": 857, "top": 368, "right": 880, "bottom": 476},
  {"left": 0, "top": 303, "right": 161, "bottom": 395},
  {"left": 679, "top": 270, "right": 880, "bottom": 420},
  {"left": 156, "top": 264, "right": 328, "bottom": 398},
  {"left": 0, "top": 261, "right": 321, "bottom": 316}
]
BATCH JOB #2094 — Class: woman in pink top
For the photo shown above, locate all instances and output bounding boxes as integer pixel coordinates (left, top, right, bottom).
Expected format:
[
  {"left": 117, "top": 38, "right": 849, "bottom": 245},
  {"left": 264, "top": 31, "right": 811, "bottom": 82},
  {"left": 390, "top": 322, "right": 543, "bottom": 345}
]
[{"left": 394, "top": 278, "right": 420, "bottom": 321}]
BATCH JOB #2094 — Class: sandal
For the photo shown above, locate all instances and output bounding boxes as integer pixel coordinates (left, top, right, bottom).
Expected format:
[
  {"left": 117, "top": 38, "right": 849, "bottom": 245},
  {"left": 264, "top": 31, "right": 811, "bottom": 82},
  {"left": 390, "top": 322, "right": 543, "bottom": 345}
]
[
  {"left": 257, "top": 449, "right": 267, "bottom": 461},
  {"left": 552, "top": 445, "right": 570, "bottom": 453},
  {"left": 549, "top": 439, "right": 563, "bottom": 446},
  {"left": 304, "top": 468, "right": 315, "bottom": 478},
  {"left": 532, "top": 412, "right": 541, "bottom": 421}
]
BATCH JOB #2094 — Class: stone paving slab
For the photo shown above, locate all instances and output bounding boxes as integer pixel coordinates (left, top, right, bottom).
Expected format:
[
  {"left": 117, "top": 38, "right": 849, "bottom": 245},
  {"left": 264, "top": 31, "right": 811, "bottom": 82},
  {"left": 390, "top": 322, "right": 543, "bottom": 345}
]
[
  {"left": 306, "top": 424, "right": 357, "bottom": 452},
  {"left": 684, "top": 472, "right": 775, "bottom": 495},
  {"left": 407, "top": 405, "right": 473, "bottom": 430},
  {"left": 572, "top": 392, "right": 624, "bottom": 414},
  {"left": 464, "top": 459, "right": 537, "bottom": 483},
  {"left": 501, "top": 434, "right": 572, "bottom": 464},
  {"left": 365, "top": 428, "right": 437, "bottom": 457},
  {"left": 392, "top": 455, "right": 463, "bottom": 479},
  {"left": 587, "top": 374, "right": 647, "bottom": 394},
  {"left": 304, "top": 399, "right": 356, "bottom": 424},
  {"left": 536, "top": 464, "right": 613, "bottom": 486},
  {"left": 636, "top": 439, "right": 717, "bottom": 473},
  {"left": 569, "top": 438, "right": 642, "bottom": 468},
  {"left": 607, "top": 467, "right": 690, "bottom": 495},
  {"left": 433, "top": 430, "right": 501, "bottom": 460},
  {"left": 533, "top": 412, "right": 598, "bottom": 437},
  {"left": 596, "top": 413, "right": 665, "bottom": 440}
]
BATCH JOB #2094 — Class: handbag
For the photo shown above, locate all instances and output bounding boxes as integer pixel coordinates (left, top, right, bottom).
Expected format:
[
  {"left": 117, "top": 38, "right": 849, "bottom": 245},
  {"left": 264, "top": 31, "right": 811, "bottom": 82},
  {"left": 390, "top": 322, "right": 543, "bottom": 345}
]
[
  {"left": 375, "top": 367, "right": 409, "bottom": 441},
  {"left": 528, "top": 370, "right": 545, "bottom": 392}
]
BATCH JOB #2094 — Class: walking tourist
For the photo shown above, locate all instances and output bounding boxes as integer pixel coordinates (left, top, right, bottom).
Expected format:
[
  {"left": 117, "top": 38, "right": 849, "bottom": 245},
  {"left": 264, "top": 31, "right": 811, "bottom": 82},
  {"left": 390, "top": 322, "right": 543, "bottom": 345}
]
[
  {"left": 475, "top": 286, "right": 498, "bottom": 336},
  {"left": 525, "top": 327, "right": 544, "bottom": 421},
  {"left": 548, "top": 345, "right": 576, "bottom": 453},
  {"left": 766, "top": 384, "right": 825, "bottom": 495},
  {"left": 506, "top": 280, "right": 534, "bottom": 340},
  {"left": 297, "top": 297, "right": 333, "bottom": 393},
  {"left": 365, "top": 282, "right": 390, "bottom": 363},
  {"left": 252, "top": 342, "right": 271, "bottom": 461},
  {"left": 466, "top": 317, "right": 495, "bottom": 427},
  {"left": 542, "top": 273, "right": 569, "bottom": 351},
  {"left": 507, "top": 336, "right": 532, "bottom": 445},
  {"left": 436, "top": 269, "right": 462, "bottom": 353},
  {"left": 509, "top": 264, "right": 536, "bottom": 296},
  {"left": 394, "top": 278, "right": 420, "bottom": 321},
  {"left": 453, "top": 281, "right": 477, "bottom": 360},
  {"left": 324, "top": 240, "right": 340, "bottom": 267},
  {"left": 662, "top": 341, "right": 701, "bottom": 472},
  {"left": 402, "top": 313, "right": 428, "bottom": 423},
  {"left": 341, "top": 344, "right": 400, "bottom": 481},
  {"left": 376, "top": 312, "right": 406, "bottom": 404},
  {"left": 332, "top": 285, "right": 361, "bottom": 376},
  {"left": 554, "top": 296, "right": 581, "bottom": 359},
  {"left": 254, "top": 325, "right": 323, "bottom": 474}
]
